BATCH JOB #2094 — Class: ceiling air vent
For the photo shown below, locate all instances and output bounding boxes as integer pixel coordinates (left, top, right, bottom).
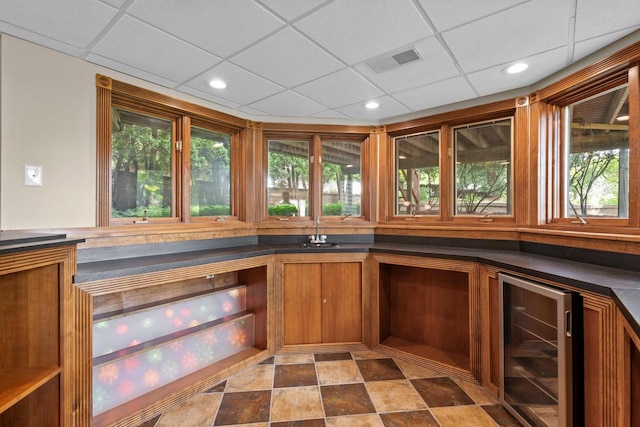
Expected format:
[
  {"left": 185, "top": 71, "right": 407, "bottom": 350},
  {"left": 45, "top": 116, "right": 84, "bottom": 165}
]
[{"left": 367, "top": 46, "right": 422, "bottom": 73}]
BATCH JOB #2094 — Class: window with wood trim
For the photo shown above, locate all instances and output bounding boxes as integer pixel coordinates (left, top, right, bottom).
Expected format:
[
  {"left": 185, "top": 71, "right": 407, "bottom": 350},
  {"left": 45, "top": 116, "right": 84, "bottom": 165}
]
[
  {"left": 563, "top": 85, "right": 629, "bottom": 220},
  {"left": 265, "top": 133, "right": 366, "bottom": 219},
  {"left": 96, "top": 75, "right": 244, "bottom": 226},
  {"left": 545, "top": 64, "right": 640, "bottom": 227},
  {"left": 395, "top": 130, "right": 440, "bottom": 216},
  {"left": 390, "top": 104, "right": 517, "bottom": 223},
  {"left": 454, "top": 118, "right": 513, "bottom": 216}
]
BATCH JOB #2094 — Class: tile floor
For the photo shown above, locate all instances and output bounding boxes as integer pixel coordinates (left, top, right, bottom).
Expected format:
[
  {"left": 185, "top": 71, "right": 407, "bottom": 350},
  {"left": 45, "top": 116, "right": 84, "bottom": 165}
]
[{"left": 136, "top": 350, "right": 523, "bottom": 427}]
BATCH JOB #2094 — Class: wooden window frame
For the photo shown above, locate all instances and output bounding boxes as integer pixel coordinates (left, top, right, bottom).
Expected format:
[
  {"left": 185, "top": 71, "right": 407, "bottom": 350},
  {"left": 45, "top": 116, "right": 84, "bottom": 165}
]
[
  {"left": 386, "top": 99, "right": 520, "bottom": 225},
  {"left": 541, "top": 65, "right": 639, "bottom": 229},
  {"left": 261, "top": 130, "right": 370, "bottom": 222},
  {"left": 96, "top": 75, "right": 245, "bottom": 226}
]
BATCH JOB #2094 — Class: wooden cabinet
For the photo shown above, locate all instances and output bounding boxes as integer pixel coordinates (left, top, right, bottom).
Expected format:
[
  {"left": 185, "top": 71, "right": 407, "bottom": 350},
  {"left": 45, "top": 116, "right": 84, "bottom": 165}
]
[
  {"left": 618, "top": 309, "right": 640, "bottom": 427},
  {"left": 283, "top": 262, "right": 362, "bottom": 345},
  {"left": 76, "top": 255, "right": 272, "bottom": 427},
  {"left": 0, "top": 242, "right": 85, "bottom": 427},
  {"left": 278, "top": 253, "right": 366, "bottom": 348},
  {"left": 481, "top": 265, "right": 618, "bottom": 426},
  {"left": 371, "top": 254, "right": 480, "bottom": 383}
]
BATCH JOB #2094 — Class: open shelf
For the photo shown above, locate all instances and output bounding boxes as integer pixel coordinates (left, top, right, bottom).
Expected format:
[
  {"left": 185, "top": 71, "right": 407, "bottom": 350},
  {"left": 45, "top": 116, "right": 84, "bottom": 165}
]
[
  {"left": 0, "top": 367, "right": 61, "bottom": 413},
  {"left": 90, "top": 264, "right": 269, "bottom": 425},
  {"left": 378, "top": 263, "right": 471, "bottom": 373}
]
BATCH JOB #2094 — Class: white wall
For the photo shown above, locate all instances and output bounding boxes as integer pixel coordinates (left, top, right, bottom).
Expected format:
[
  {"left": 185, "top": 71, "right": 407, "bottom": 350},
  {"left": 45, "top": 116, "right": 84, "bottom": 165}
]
[{"left": 0, "top": 35, "right": 242, "bottom": 230}]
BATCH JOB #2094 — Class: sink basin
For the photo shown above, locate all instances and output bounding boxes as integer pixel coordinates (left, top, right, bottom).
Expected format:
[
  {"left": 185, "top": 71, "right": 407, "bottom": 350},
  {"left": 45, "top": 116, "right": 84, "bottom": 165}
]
[{"left": 299, "top": 242, "right": 341, "bottom": 248}]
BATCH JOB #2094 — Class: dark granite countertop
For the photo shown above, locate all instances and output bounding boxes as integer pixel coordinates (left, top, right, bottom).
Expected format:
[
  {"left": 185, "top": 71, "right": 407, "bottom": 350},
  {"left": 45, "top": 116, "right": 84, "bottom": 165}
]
[
  {"left": 0, "top": 231, "right": 84, "bottom": 254},
  {"left": 74, "top": 240, "right": 640, "bottom": 338}
]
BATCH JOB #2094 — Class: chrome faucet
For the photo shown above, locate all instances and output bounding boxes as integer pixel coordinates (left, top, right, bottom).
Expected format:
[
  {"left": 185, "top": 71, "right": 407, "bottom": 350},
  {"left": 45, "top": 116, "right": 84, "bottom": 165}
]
[{"left": 309, "top": 216, "right": 327, "bottom": 243}]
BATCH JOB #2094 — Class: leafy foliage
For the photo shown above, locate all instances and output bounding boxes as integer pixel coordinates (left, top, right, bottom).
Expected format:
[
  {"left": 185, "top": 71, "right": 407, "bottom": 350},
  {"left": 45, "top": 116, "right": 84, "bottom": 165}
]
[{"left": 267, "top": 204, "right": 299, "bottom": 217}]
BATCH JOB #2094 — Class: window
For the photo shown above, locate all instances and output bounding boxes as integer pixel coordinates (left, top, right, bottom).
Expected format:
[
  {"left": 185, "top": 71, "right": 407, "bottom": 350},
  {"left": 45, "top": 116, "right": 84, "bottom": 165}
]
[
  {"left": 267, "top": 139, "right": 309, "bottom": 217},
  {"left": 454, "top": 118, "right": 513, "bottom": 216},
  {"left": 265, "top": 133, "right": 366, "bottom": 219},
  {"left": 395, "top": 131, "right": 440, "bottom": 216},
  {"left": 563, "top": 85, "right": 629, "bottom": 219},
  {"left": 96, "top": 75, "right": 242, "bottom": 225},
  {"left": 322, "top": 140, "right": 361, "bottom": 216},
  {"left": 189, "top": 126, "right": 231, "bottom": 217},
  {"left": 111, "top": 108, "right": 174, "bottom": 219}
]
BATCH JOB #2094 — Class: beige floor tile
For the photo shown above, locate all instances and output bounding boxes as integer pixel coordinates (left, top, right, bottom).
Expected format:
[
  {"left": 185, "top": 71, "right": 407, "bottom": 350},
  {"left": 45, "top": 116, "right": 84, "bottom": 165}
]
[
  {"left": 270, "top": 385, "right": 324, "bottom": 422},
  {"left": 225, "top": 364, "right": 274, "bottom": 391},
  {"left": 156, "top": 394, "right": 221, "bottom": 427},
  {"left": 452, "top": 378, "right": 499, "bottom": 405},
  {"left": 351, "top": 350, "right": 388, "bottom": 360},
  {"left": 325, "top": 414, "right": 384, "bottom": 426},
  {"left": 316, "top": 360, "right": 363, "bottom": 385},
  {"left": 394, "top": 359, "right": 445, "bottom": 379},
  {"left": 431, "top": 405, "right": 498, "bottom": 427},
  {"left": 275, "top": 353, "right": 315, "bottom": 364},
  {"left": 365, "top": 379, "right": 428, "bottom": 412}
]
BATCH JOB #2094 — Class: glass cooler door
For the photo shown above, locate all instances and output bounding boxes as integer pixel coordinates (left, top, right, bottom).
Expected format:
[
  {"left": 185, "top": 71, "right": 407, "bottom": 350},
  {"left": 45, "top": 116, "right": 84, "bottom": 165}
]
[{"left": 499, "top": 274, "right": 574, "bottom": 427}]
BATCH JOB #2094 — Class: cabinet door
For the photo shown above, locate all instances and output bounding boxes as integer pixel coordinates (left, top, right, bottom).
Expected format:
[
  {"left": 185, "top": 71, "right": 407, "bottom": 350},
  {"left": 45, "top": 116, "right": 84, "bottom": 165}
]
[
  {"left": 321, "top": 262, "right": 362, "bottom": 343},
  {"left": 283, "top": 263, "right": 322, "bottom": 345}
]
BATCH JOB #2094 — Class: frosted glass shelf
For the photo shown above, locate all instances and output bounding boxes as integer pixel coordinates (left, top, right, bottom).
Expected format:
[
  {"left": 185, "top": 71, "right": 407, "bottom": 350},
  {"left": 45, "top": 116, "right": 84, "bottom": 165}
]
[
  {"left": 93, "top": 286, "right": 247, "bottom": 358},
  {"left": 93, "top": 313, "right": 254, "bottom": 415}
]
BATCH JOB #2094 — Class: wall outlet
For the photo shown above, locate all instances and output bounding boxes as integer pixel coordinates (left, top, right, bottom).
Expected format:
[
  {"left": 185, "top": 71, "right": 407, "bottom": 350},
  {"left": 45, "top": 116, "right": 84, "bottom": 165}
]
[{"left": 25, "top": 165, "right": 43, "bottom": 186}]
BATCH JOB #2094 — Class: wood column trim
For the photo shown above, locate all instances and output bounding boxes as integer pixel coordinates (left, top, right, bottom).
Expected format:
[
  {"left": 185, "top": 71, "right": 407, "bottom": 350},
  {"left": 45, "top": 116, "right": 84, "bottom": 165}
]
[{"left": 96, "top": 75, "right": 112, "bottom": 227}]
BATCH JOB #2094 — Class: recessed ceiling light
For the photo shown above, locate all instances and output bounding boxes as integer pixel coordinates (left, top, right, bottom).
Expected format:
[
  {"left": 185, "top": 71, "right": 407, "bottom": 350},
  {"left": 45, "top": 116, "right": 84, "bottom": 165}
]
[
  {"left": 504, "top": 62, "right": 528, "bottom": 74},
  {"left": 616, "top": 115, "right": 630, "bottom": 121},
  {"left": 365, "top": 101, "right": 379, "bottom": 109},
  {"left": 209, "top": 79, "right": 227, "bottom": 89},
  {"left": 398, "top": 155, "right": 407, "bottom": 159},
  {"left": 346, "top": 164, "right": 354, "bottom": 168}
]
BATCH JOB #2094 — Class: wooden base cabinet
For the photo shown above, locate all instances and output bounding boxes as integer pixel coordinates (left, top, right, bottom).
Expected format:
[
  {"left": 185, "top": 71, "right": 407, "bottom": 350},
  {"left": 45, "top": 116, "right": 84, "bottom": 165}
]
[
  {"left": 278, "top": 254, "right": 366, "bottom": 348},
  {"left": 0, "top": 243, "right": 86, "bottom": 427},
  {"left": 481, "top": 265, "right": 618, "bottom": 426},
  {"left": 77, "top": 256, "right": 273, "bottom": 427},
  {"left": 371, "top": 254, "right": 480, "bottom": 382}
]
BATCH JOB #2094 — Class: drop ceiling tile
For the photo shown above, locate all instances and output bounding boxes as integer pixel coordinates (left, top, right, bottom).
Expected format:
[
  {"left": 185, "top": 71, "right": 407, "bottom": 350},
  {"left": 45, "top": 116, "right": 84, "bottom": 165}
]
[
  {"left": 442, "top": 0, "right": 568, "bottom": 72},
  {"left": 85, "top": 53, "right": 180, "bottom": 88},
  {"left": 178, "top": 86, "right": 242, "bottom": 110},
  {"left": 416, "top": 0, "right": 529, "bottom": 32},
  {"left": 575, "top": 0, "right": 640, "bottom": 42},
  {"left": 0, "top": 22, "right": 85, "bottom": 56},
  {"left": 91, "top": 15, "right": 222, "bottom": 83},
  {"left": 100, "top": 0, "right": 128, "bottom": 7},
  {"left": 392, "top": 76, "right": 476, "bottom": 112},
  {"left": 294, "top": 69, "right": 383, "bottom": 109},
  {"left": 127, "top": 0, "right": 284, "bottom": 58},
  {"left": 295, "top": 0, "right": 433, "bottom": 65},
  {"left": 248, "top": 90, "right": 327, "bottom": 117},
  {"left": 238, "top": 105, "right": 270, "bottom": 116},
  {"left": 259, "top": 0, "right": 328, "bottom": 21},
  {"left": 354, "top": 36, "right": 459, "bottom": 94},
  {"left": 311, "top": 109, "right": 350, "bottom": 120},
  {"left": 184, "top": 62, "right": 284, "bottom": 106},
  {"left": 467, "top": 48, "right": 567, "bottom": 96},
  {"left": 573, "top": 27, "right": 640, "bottom": 61},
  {"left": 0, "top": 0, "right": 118, "bottom": 48},
  {"left": 336, "top": 95, "right": 410, "bottom": 121},
  {"left": 230, "top": 27, "right": 344, "bottom": 87}
]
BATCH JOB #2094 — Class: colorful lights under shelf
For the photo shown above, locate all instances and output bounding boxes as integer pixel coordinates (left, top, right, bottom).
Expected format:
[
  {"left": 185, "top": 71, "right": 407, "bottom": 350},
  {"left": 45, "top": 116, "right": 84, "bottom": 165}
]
[
  {"left": 92, "top": 285, "right": 254, "bottom": 415},
  {"left": 93, "top": 313, "right": 254, "bottom": 415},
  {"left": 93, "top": 287, "right": 247, "bottom": 357}
]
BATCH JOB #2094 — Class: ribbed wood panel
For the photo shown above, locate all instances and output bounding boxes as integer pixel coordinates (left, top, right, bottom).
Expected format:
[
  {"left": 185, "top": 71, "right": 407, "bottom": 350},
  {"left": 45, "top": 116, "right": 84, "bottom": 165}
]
[{"left": 96, "top": 79, "right": 112, "bottom": 227}]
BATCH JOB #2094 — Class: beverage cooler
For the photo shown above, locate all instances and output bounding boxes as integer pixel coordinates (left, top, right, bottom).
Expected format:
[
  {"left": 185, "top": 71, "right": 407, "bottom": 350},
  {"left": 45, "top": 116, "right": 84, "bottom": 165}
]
[{"left": 499, "top": 274, "right": 583, "bottom": 427}]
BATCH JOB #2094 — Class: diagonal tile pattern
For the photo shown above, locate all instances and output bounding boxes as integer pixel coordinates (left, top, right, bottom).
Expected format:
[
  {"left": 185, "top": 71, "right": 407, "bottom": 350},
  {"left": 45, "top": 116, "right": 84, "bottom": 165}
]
[{"left": 137, "top": 351, "right": 523, "bottom": 426}]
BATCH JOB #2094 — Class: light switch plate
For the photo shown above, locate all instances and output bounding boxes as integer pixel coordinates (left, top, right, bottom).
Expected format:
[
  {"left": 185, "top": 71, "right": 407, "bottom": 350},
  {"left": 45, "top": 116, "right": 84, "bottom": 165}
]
[{"left": 25, "top": 165, "right": 43, "bottom": 186}]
